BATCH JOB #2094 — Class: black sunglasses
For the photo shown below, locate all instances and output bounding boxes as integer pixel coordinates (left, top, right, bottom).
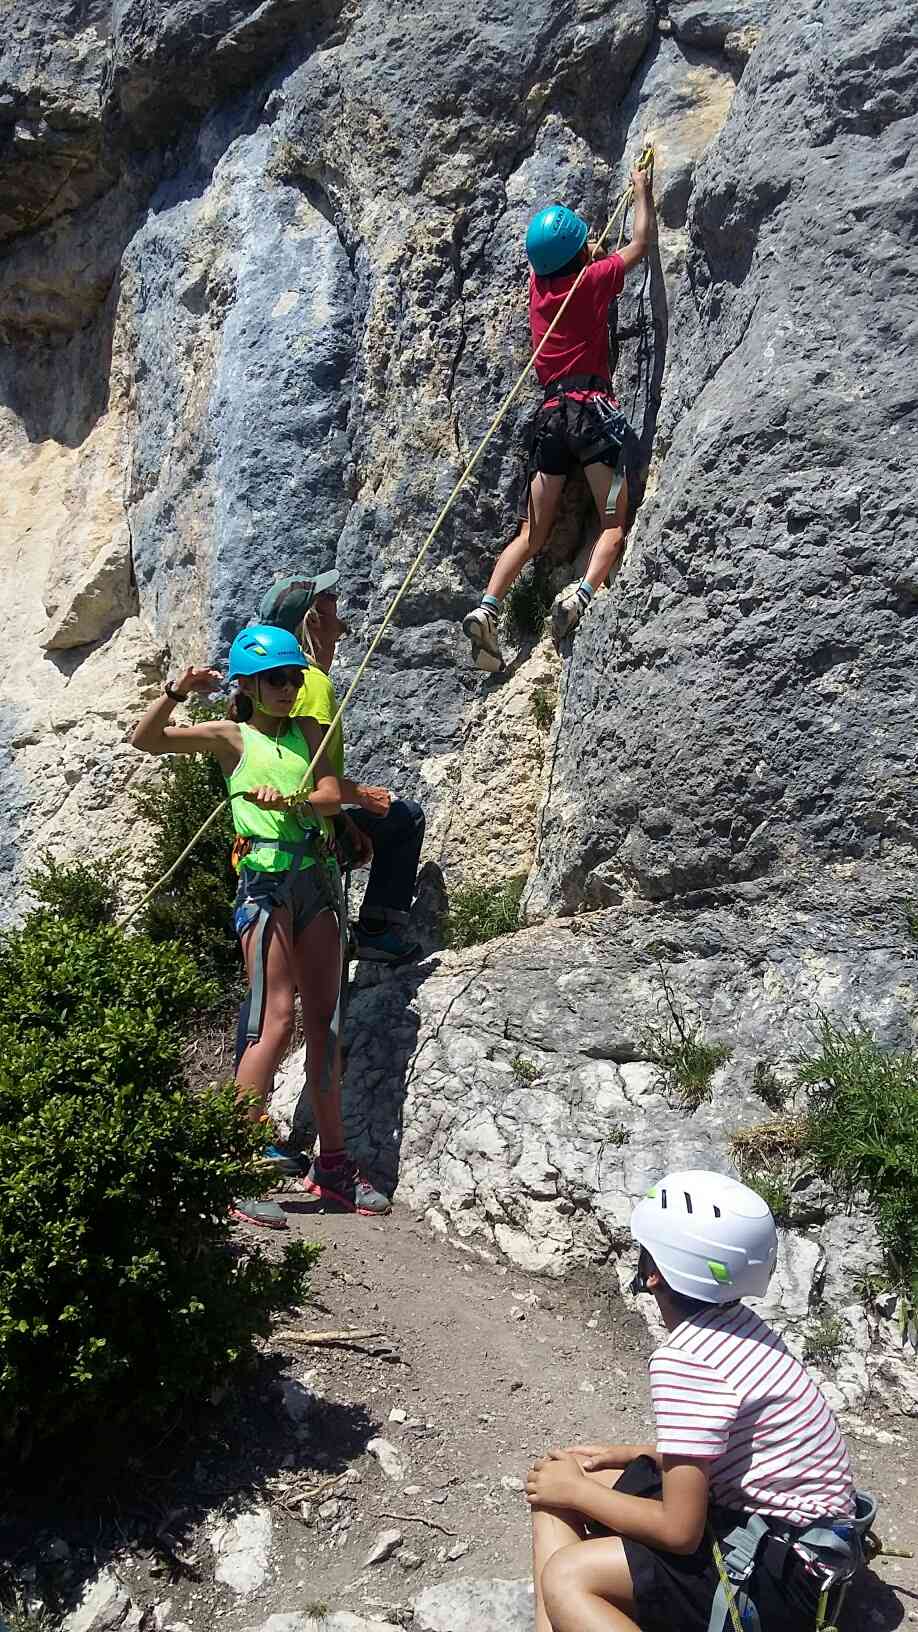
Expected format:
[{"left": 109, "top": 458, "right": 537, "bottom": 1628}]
[{"left": 259, "top": 666, "right": 304, "bottom": 689}]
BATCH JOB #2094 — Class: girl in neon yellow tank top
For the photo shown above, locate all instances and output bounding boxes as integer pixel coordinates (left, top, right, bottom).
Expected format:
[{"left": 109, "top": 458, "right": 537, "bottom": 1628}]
[{"left": 131, "top": 623, "right": 390, "bottom": 1226}]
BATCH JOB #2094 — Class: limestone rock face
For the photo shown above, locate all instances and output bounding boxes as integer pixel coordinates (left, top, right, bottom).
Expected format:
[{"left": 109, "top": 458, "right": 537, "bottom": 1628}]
[{"left": 1, "top": 0, "right": 916, "bottom": 1369}]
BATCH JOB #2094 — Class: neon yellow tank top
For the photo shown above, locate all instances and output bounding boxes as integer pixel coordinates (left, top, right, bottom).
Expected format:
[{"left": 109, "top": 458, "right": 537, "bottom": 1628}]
[{"left": 226, "top": 721, "right": 322, "bottom": 873}]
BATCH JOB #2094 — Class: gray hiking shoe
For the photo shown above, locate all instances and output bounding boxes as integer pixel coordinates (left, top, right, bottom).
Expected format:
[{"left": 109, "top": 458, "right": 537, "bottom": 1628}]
[
  {"left": 462, "top": 607, "right": 504, "bottom": 673},
  {"left": 551, "top": 585, "right": 586, "bottom": 648},
  {"left": 231, "top": 1196, "right": 288, "bottom": 1229},
  {"left": 302, "top": 1157, "right": 392, "bottom": 1216}
]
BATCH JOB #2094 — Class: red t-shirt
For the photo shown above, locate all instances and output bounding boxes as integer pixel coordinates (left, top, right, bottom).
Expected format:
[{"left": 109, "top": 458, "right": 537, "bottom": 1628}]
[{"left": 529, "top": 253, "right": 626, "bottom": 400}]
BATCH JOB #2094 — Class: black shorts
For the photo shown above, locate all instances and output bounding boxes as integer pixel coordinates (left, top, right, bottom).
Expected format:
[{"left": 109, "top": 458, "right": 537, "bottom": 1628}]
[
  {"left": 607, "top": 1459, "right": 826, "bottom": 1632},
  {"left": 529, "top": 391, "right": 630, "bottom": 479}
]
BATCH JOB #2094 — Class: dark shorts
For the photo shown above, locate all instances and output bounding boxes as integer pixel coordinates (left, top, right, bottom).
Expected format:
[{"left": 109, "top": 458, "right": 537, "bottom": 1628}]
[
  {"left": 529, "top": 391, "right": 631, "bottom": 479},
  {"left": 606, "top": 1459, "right": 828, "bottom": 1632},
  {"left": 232, "top": 862, "right": 338, "bottom": 942}
]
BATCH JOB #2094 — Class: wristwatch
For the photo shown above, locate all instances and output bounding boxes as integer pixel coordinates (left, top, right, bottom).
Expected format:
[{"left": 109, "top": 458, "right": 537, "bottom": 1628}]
[{"left": 164, "top": 680, "right": 189, "bottom": 702}]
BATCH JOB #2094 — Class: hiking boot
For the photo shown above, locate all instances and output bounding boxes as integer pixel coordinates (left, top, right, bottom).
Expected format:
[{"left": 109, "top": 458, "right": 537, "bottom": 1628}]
[
  {"left": 353, "top": 924, "right": 422, "bottom": 965},
  {"left": 462, "top": 607, "right": 504, "bottom": 674},
  {"left": 262, "top": 1142, "right": 308, "bottom": 1177},
  {"left": 230, "top": 1196, "right": 288, "bottom": 1229},
  {"left": 302, "top": 1156, "right": 392, "bottom": 1216},
  {"left": 550, "top": 585, "right": 586, "bottom": 648}
]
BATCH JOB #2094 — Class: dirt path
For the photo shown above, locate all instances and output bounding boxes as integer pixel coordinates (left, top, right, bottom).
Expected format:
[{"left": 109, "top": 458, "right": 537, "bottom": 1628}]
[{"left": 9, "top": 1204, "right": 917, "bottom": 1631}]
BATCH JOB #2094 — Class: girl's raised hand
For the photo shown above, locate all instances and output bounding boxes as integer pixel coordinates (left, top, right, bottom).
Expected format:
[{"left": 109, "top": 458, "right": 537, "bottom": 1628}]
[{"left": 175, "top": 665, "right": 223, "bottom": 695}]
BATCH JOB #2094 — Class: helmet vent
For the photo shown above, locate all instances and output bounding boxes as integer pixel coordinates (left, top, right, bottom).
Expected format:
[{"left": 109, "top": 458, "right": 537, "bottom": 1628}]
[
  {"left": 713, "top": 1204, "right": 721, "bottom": 1218},
  {"left": 684, "top": 1192, "right": 693, "bottom": 1214},
  {"left": 661, "top": 1188, "right": 667, "bottom": 1209}
]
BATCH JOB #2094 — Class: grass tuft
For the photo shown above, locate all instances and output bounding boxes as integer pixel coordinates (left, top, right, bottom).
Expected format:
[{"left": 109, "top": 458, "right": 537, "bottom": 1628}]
[
  {"left": 444, "top": 875, "right": 526, "bottom": 950},
  {"left": 641, "top": 960, "right": 731, "bottom": 1111}
]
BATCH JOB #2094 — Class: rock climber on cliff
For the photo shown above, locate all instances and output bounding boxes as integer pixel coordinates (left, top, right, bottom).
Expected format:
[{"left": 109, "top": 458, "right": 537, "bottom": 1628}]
[
  {"left": 131, "top": 625, "right": 391, "bottom": 1225},
  {"left": 462, "top": 166, "right": 655, "bottom": 673}
]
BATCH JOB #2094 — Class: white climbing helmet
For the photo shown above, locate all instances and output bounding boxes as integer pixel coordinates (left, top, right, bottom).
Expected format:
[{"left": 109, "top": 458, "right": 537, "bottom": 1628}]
[{"left": 630, "top": 1169, "right": 778, "bottom": 1304}]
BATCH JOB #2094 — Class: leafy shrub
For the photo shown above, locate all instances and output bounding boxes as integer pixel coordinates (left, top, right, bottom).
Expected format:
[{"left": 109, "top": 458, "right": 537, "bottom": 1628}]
[
  {"left": 641, "top": 961, "right": 731, "bottom": 1110},
  {"left": 802, "top": 1312, "right": 845, "bottom": 1369},
  {"left": 798, "top": 1019, "right": 918, "bottom": 1305},
  {"left": 133, "top": 714, "right": 239, "bottom": 979},
  {"left": 27, "top": 850, "right": 118, "bottom": 931},
  {"left": 0, "top": 909, "right": 314, "bottom": 1462},
  {"left": 445, "top": 875, "right": 526, "bottom": 950}
]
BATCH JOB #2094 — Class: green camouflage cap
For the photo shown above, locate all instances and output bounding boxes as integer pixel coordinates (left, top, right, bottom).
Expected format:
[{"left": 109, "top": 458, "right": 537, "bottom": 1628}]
[{"left": 258, "top": 570, "right": 340, "bottom": 632}]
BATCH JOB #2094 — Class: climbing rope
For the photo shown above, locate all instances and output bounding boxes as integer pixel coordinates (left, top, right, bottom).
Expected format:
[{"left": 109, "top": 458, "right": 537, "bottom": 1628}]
[{"left": 127, "top": 147, "right": 654, "bottom": 919}]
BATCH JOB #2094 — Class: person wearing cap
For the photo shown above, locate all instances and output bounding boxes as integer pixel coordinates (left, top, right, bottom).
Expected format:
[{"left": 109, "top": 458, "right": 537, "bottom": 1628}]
[
  {"left": 526, "top": 1170, "right": 860, "bottom": 1632},
  {"left": 131, "top": 625, "right": 391, "bottom": 1227},
  {"left": 462, "top": 168, "right": 654, "bottom": 673},
  {"left": 258, "top": 571, "right": 425, "bottom": 966}
]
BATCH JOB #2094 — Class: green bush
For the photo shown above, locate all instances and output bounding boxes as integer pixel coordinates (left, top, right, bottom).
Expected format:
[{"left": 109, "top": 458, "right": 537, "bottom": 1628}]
[
  {"left": 798, "top": 1019, "right": 918, "bottom": 1305},
  {"left": 133, "top": 718, "right": 239, "bottom": 979},
  {"left": 641, "top": 961, "right": 731, "bottom": 1111},
  {"left": 445, "top": 875, "right": 526, "bottom": 950},
  {"left": 27, "top": 850, "right": 118, "bottom": 931},
  {"left": 0, "top": 909, "right": 315, "bottom": 1461},
  {"left": 531, "top": 684, "right": 556, "bottom": 734}
]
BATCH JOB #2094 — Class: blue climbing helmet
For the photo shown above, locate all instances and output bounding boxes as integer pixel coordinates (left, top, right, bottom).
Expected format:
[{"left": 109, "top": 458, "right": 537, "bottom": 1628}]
[
  {"left": 525, "top": 204, "right": 589, "bottom": 276},
  {"left": 227, "top": 623, "right": 309, "bottom": 678}
]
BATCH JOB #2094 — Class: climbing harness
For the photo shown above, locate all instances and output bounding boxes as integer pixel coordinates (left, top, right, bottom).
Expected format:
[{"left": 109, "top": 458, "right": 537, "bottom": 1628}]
[
  {"left": 707, "top": 1491, "right": 879, "bottom": 1632},
  {"left": 129, "top": 146, "right": 655, "bottom": 912}
]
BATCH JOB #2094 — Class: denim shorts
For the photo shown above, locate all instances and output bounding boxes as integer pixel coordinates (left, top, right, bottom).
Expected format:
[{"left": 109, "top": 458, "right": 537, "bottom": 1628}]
[{"left": 232, "top": 863, "right": 338, "bottom": 941}]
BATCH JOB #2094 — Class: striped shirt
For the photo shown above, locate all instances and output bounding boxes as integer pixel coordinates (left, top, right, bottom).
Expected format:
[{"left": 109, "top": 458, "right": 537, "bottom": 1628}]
[{"left": 650, "top": 1302, "right": 855, "bottom": 1525}]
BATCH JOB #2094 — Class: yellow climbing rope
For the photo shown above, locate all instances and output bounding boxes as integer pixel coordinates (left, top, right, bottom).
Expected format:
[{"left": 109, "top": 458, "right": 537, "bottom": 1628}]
[{"left": 126, "top": 146, "right": 654, "bottom": 919}]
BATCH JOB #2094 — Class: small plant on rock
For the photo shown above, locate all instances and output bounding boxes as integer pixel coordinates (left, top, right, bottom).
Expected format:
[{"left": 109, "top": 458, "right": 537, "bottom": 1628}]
[
  {"left": 802, "top": 1312, "right": 845, "bottom": 1370},
  {"left": 751, "top": 1061, "right": 787, "bottom": 1111},
  {"left": 608, "top": 1122, "right": 631, "bottom": 1148},
  {"left": 506, "top": 564, "right": 553, "bottom": 643},
  {"left": 512, "top": 1055, "right": 539, "bottom": 1084},
  {"left": 798, "top": 1019, "right": 918, "bottom": 1309},
  {"left": 531, "top": 684, "right": 556, "bottom": 734},
  {"left": 905, "top": 900, "right": 918, "bottom": 942},
  {"left": 641, "top": 960, "right": 731, "bottom": 1111},
  {"left": 731, "top": 1117, "right": 809, "bottom": 1226},
  {"left": 445, "top": 875, "right": 526, "bottom": 950}
]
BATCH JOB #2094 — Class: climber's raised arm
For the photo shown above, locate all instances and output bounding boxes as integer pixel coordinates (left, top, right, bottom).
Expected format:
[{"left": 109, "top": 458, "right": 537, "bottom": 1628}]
[
  {"left": 616, "top": 166, "right": 654, "bottom": 273},
  {"left": 130, "top": 666, "right": 238, "bottom": 773}
]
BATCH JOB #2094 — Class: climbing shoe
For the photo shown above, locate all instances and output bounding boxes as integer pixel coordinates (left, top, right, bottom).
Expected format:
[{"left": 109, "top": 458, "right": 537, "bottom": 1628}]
[
  {"left": 550, "top": 585, "right": 587, "bottom": 648},
  {"left": 302, "top": 1157, "right": 392, "bottom": 1216},
  {"left": 353, "top": 924, "right": 422, "bottom": 965},
  {"left": 262, "top": 1141, "right": 308, "bottom": 1177},
  {"left": 230, "top": 1196, "right": 288, "bottom": 1229},
  {"left": 462, "top": 607, "right": 504, "bottom": 674}
]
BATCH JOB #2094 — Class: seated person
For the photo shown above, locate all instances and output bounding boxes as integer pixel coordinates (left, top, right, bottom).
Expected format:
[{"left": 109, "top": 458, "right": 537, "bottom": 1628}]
[{"left": 528, "top": 1169, "right": 868, "bottom": 1632}]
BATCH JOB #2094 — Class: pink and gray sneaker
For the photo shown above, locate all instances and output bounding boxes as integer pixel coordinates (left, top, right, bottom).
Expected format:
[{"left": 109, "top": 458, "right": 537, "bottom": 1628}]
[{"left": 302, "top": 1156, "right": 391, "bottom": 1216}]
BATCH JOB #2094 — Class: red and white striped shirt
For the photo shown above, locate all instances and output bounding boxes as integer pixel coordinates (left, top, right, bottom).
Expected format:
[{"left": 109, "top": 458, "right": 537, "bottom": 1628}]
[{"left": 650, "top": 1302, "right": 855, "bottom": 1525}]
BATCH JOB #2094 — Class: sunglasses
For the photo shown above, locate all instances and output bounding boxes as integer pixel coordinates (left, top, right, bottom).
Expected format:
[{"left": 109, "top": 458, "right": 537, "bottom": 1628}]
[{"left": 259, "top": 666, "right": 304, "bottom": 689}]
